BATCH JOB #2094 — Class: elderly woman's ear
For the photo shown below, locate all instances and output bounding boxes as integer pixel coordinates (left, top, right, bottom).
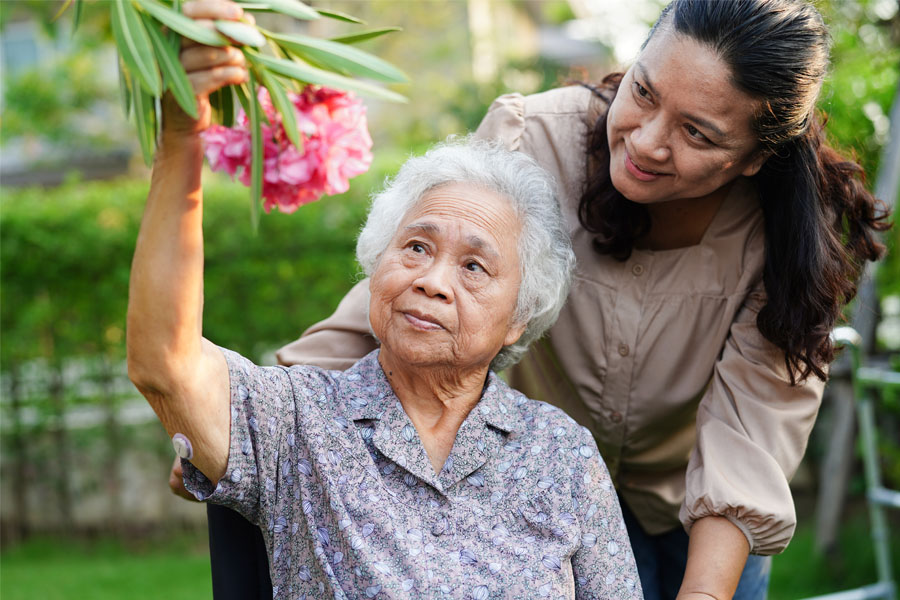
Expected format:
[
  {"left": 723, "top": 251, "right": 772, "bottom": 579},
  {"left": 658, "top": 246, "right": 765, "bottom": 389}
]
[{"left": 504, "top": 319, "right": 528, "bottom": 347}]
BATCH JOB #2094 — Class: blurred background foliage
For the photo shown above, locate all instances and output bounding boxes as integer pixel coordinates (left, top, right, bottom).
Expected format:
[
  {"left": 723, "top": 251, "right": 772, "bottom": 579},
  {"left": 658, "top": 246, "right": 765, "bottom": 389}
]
[{"left": 1, "top": 0, "right": 899, "bottom": 598}]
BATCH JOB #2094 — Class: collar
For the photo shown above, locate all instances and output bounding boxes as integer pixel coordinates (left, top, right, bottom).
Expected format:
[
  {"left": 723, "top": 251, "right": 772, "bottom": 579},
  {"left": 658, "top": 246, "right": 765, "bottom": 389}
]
[{"left": 340, "top": 350, "right": 519, "bottom": 434}]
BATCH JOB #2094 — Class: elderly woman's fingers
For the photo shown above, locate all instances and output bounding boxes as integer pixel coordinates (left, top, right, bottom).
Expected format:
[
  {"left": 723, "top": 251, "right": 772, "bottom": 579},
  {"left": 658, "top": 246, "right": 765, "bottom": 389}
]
[
  {"left": 181, "top": 45, "right": 245, "bottom": 73},
  {"left": 182, "top": 0, "right": 244, "bottom": 21},
  {"left": 180, "top": 0, "right": 254, "bottom": 49},
  {"left": 187, "top": 65, "right": 248, "bottom": 96},
  {"left": 168, "top": 455, "right": 199, "bottom": 502}
]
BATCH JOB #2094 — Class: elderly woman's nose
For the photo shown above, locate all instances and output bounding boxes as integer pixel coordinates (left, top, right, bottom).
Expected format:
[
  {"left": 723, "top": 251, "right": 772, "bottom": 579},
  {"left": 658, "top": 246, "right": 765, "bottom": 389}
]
[
  {"left": 631, "top": 115, "right": 670, "bottom": 163},
  {"left": 413, "top": 263, "right": 454, "bottom": 301}
]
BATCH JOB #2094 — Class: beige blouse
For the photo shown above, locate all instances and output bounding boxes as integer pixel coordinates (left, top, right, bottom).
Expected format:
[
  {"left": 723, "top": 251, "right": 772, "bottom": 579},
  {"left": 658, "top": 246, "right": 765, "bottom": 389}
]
[{"left": 277, "top": 86, "right": 825, "bottom": 556}]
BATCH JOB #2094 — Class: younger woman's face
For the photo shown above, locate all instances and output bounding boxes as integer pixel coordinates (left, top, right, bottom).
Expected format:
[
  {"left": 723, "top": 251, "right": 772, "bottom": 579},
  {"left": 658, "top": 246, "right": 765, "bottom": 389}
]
[{"left": 606, "top": 28, "right": 768, "bottom": 205}]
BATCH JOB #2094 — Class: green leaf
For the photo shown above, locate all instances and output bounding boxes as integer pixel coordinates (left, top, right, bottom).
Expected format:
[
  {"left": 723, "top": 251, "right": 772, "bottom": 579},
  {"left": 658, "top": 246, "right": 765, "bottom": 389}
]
[
  {"left": 134, "top": 0, "right": 228, "bottom": 47},
  {"left": 243, "top": 0, "right": 318, "bottom": 20},
  {"left": 52, "top": 0, "right": 73, "bottom": 23},
  {"left": 111, "top": 0, "right": 162, "bottom": 96},
  {"left": 329, "top": 27, "right": 402, "bottom": 45},
  {"left": 234, "top": 82, "right": 252, "bottom": 117},
  {"left": 315, "top": 8, "right": 364, "bottom": 24},
  {"left": 245, "top": 50, "right": 407, "bottom": 103},
  {"left": 247, "top": 71, "right": 263, "bottom": 230},
  {"left": 143, "top": 14, "right": 198, "bottom": 119},
  {"left": 132, "top": 83, "right": 157, "bottom": 167},
  {"left": 220, "top": 85, "right": 235, "bottom": 127},
  {"left": 215, "top": 20, "right": 266, "bottom": 48},
  {"left": 233, "top": 82, "right": 269, "bottom": 125},
  {"left": 209, "top": 88, "right": 224, "bottom": 124},
  {"left": 117, "top": 58, "right": 133, "bottom": 119},
  {"left": 256, "top": 68, "right": 302, "bottom": 152},
  {"left": 267, "top": 32, "right": 408, "bottom": 83},
  {"left": 209, "top": 87, "right": 237, "bottom": 127},
  {"left": 73, "top": 0, "right": 84, "bottom": 32}
]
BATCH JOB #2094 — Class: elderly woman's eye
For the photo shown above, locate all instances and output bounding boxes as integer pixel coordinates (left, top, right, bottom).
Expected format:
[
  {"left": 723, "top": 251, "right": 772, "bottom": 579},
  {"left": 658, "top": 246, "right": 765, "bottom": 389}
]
[
  {"left": 465, "top": 261, "right": 484, "bottom": 273},
  {"left": 410, "top": 243, "right": 426, "bottom": 253}
]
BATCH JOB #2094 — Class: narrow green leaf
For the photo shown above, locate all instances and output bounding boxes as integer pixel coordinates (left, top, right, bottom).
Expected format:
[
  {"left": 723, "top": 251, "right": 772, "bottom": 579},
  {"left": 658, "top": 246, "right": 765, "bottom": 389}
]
[
  {"left": 257, "top": 68, "right": 302, "bottom": 152},
  {"left": 111, "top": 0, "right": 162, "bottom": 96},
  {"left": 208, "top": 86, "right": 236, "bottom": 127},
  {"left": 143, "top": 14, "right": 198, "bottom": 119},
  {"left": 329, "top": 27, "right": 402, "bottom": 45},
  {"left": 52, "top": 0, "right": 73, "bottom": 23},
  {"left": 245, "top": 50, "right": 407, "bottom": 103},
  {"left": 154, "top": 94, "right": 163, "bottom": 143},
  {"left": 209, "top": 88, "right": 224, "bottom": 124},
  {"left": 73, "top": 0, "right": 84, "bottom": 32},
  {"left": 133, "top": 84, "right": 157, "bottom": 166},
  {"left": 247, "top": 71, "right": 263, "bottom": 230},
  {"left": 232, "top": 82, "right": 269, "bottom": 125},
  {"left": 267, "top": 32, "right": 408, "bottom": 83},
  {"left": 117, "top": 58, "right": 133, "bottom": 118},
  {"left": 220, "top": 85, "right": 235, "bottom": 127},
  {"left": 244, "top": 0, "right": 318, "bottom": 20},
  {"left": 134, "top": 0, "right": 228, "bottom": 46},
  {"left": 215, "top": 20, "right": 266, "bottom": 47},
  {"left": 235, "top": 3, "right": 272, "bottom": 10},
  {"left": 315, "top": 8, "right": 364, "bottom": 24},
  {"left": 234, "top": 82, "right": 252, "bottom": 117}
]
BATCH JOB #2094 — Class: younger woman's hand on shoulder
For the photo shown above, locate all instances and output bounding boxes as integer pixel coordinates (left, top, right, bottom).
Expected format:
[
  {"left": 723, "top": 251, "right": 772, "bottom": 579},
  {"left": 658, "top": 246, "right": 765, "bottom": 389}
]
[{"left": 162, "top": 0, "right": 251, "bottom": 138}]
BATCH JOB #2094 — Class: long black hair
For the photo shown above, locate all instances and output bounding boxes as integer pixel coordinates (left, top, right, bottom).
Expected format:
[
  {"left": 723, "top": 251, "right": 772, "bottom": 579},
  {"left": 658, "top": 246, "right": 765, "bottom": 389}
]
[{"left": 578, "top": 0, "right": 891, "bottom": 384}]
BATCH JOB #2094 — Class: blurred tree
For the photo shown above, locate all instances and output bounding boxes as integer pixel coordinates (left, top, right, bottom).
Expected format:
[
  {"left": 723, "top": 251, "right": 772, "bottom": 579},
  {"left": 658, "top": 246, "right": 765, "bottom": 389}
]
[{"left": 1, "top": 1, "right": 126, "bottom": 171}]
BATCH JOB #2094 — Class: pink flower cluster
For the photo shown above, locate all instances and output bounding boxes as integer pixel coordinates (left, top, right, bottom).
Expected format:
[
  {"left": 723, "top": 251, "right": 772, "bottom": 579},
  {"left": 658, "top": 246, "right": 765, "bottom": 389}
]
[{"left": 202, "top": 86, "right": 373, "bottom": 213}]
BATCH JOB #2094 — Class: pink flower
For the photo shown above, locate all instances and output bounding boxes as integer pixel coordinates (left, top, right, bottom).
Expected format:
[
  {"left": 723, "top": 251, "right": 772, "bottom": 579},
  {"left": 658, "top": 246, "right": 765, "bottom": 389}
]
[{"left": 201, "top": 85, "right": 373, "bottom": 213}]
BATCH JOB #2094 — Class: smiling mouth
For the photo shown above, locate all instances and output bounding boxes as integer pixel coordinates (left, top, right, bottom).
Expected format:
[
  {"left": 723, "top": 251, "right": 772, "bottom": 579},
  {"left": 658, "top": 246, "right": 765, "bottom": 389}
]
[
  {"left": 624, "top": 149, "right": 668, "bottom": 181},
  {"left": 403, "top": 311, "right": 445, "bottom": 331}
]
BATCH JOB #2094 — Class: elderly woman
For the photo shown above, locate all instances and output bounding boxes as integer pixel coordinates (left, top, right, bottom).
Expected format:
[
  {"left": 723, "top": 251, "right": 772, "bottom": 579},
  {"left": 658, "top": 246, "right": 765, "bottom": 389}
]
[{"left": 126, "top": 23, "right": 641, "bottom": 594}]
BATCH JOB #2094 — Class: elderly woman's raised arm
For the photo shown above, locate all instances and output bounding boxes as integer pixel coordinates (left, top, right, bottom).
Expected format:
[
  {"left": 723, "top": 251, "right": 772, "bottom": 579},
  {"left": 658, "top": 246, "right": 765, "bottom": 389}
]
[{"left": 126, "top": 1, "right": 249, "bottom": 483}]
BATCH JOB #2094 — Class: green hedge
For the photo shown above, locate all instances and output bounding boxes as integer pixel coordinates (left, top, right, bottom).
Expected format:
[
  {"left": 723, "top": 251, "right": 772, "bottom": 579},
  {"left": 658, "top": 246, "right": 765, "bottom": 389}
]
[{"left": 0, "top": 161, "right": 408, "bottom": 368}]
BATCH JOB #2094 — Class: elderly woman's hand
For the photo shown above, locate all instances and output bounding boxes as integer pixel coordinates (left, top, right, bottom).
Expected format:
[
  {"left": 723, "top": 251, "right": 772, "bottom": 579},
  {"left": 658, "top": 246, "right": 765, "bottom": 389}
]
[
  {"left": 162, "top": 0, "right": 250, "bottom": 139},
  {"left": 168, "top": 455, "right": 199, "bottom": 502}
]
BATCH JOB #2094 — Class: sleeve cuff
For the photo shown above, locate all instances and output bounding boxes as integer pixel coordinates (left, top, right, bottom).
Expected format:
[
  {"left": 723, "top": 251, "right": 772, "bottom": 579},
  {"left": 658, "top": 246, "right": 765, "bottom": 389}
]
[{"left": 723, "top": 514, "right": 755, "bottom": 554}]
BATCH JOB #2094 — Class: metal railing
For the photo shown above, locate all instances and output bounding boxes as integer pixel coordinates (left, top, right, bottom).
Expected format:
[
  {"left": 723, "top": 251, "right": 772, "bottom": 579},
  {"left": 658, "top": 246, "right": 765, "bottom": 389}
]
[{"left": 800, "top": 327, "right": 899, "bottom": 600}]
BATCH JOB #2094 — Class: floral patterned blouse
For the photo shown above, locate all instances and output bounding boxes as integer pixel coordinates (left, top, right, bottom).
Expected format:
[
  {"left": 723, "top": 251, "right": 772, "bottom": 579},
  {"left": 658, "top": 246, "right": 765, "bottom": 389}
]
[{"left": 183, "top": 348, "right": 642, "bottom": 599}]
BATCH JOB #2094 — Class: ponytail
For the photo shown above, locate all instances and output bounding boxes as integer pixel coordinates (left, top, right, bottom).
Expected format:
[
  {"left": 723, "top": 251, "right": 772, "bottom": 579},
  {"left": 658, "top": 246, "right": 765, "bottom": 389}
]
[{"left": 756, "top": 113, "right": 890, "bottom": 383}]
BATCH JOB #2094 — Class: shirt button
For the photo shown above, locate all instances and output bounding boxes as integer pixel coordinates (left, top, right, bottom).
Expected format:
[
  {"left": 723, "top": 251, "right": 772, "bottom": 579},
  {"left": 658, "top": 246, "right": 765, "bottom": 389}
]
[
  {"left": 618, "top": 343, "right": 630, "bottom": 357},
  {"left": 631, "top": 263, "right": 645, "bottom": 276},
  {"left": 610, "top": 411, "right": 623, "bottom": 424}
]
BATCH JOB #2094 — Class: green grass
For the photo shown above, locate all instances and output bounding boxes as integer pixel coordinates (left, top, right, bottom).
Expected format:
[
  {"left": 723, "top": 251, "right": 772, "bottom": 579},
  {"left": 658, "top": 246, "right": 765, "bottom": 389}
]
[
  {"left": 1, "top": 510, "right": 897, "bottom": 598},
  {"left": 770, "top": 509, "right": 900, "bottom": 600},
  {"left": 1, "top": 532, "right": 212, "bottom": 600}
]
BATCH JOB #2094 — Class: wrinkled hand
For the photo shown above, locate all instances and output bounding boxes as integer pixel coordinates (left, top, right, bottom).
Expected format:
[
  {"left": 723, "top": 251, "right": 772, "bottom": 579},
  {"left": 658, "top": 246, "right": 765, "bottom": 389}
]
[
  {"left": 162, "top": 0, "right": 251, "bottom": 138},
  {"left": 168, "top": 455, "right": 199, "bottom": 502}
]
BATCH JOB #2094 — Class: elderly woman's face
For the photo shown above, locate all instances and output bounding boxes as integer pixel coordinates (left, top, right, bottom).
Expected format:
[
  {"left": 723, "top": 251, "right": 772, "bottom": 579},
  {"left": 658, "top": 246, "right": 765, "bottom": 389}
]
[{"left": 369, "top": 183, "right": 526, "bottom": 371}]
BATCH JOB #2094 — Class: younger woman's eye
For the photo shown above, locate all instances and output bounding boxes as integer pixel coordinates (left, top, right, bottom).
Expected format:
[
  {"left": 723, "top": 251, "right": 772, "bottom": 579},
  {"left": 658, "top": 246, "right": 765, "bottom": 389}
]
[
  {"left": 685, "top": 124, "right": 709, "bottom": 142},
  {"left": 634, "top": 81, "right": 650, "bottom": 99}
]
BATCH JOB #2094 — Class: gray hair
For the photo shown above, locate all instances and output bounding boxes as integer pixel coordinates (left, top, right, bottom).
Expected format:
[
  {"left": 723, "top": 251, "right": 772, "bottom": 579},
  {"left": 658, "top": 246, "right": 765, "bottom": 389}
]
[{"left": 356, "top": 136, "right": 575, "bottom": 371}]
